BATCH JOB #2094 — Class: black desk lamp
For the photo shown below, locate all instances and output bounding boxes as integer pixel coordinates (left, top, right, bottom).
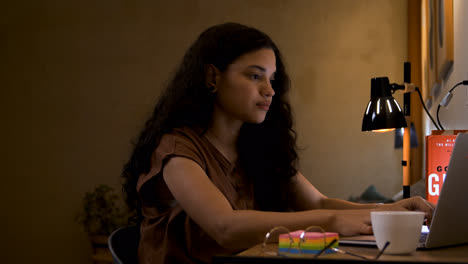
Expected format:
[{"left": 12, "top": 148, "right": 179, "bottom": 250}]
[
  {"left": 362, "top": 62, "right": 464, "bottom": 199},
  {"left": 362, "top": 62, "right": 414, "bottom": 199},
  {"left": 362, "top": 77, "right": 408, "bottom": 132}
]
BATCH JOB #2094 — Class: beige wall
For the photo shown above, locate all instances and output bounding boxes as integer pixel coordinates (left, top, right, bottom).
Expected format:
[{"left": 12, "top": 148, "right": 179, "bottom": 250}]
[{"left": 1, "top": 0, "right": 408, "bottom": 263}]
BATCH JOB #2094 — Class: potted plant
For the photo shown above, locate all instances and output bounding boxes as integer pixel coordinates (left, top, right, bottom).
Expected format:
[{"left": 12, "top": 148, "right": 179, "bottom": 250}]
[{"left": 76, "top": 184, "right": 129, "bottom": 263}]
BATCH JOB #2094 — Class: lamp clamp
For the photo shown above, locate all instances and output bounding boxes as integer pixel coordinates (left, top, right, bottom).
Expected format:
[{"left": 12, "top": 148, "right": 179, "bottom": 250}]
[{"left": 390, "top": 82, "right": 416, "bottom": 94}]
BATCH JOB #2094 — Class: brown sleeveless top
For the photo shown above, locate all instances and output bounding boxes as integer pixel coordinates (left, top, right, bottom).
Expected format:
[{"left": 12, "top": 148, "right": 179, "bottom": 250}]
[{"left": 136, "top": 127, "right": 254, "bottom": 263}]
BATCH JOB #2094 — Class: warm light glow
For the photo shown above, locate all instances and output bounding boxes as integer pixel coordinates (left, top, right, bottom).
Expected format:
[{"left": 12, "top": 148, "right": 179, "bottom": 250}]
[
  {"left": 372, "top": 128, "right": 396, "bottom": 133},
  {"left": 376, "top": 99, "right": 381, "bottom": 114},
  {"left": 386, "top": 99, "right": 393, "bottom": 113}
]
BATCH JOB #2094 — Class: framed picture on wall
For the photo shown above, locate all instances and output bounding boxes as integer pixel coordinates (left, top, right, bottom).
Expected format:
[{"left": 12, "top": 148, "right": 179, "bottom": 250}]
[
  {"left": 435, "top": 0, "right": 454, "bottom": 82},
  {"left": 423, "top": 0, "right": 440, "bottom": 101}
]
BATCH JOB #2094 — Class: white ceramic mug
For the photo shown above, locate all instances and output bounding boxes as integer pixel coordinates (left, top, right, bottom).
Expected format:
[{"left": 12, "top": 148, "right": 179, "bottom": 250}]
[{"left": 371, "top": 211, "right": 425, "bottom": 254}]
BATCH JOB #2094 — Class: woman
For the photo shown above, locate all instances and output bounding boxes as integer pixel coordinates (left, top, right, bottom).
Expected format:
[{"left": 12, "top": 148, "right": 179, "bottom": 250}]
[{"left": 122, "top": 23, "right": 434, "bottom": 263}]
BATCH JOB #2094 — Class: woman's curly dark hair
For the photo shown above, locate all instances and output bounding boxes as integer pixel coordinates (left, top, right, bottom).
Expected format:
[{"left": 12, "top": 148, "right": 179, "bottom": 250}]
[{"left": 122, "top": 22, "right": 298, "bottom": 219}]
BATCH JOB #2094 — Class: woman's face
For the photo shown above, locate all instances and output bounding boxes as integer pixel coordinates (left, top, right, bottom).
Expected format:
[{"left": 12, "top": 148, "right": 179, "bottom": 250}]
[{"left": 213, "top": 48, "right": 276, "bottom": 124}]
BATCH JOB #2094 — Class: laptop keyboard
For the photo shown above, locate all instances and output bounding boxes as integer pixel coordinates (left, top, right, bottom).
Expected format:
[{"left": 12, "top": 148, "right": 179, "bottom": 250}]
[{"left": 420, "top": 232, "right": 429, "bottom": 244}]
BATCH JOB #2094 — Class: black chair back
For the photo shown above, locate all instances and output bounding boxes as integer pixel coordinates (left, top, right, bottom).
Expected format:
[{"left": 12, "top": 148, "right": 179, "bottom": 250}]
[{"left": 108, "top": 225, "right": 140, "bottom": 264}]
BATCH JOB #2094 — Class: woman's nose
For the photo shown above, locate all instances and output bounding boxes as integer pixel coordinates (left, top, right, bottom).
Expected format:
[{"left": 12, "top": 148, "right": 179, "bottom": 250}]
[{"left": 262, "top": 80, "right": 275, "bottom": 97}]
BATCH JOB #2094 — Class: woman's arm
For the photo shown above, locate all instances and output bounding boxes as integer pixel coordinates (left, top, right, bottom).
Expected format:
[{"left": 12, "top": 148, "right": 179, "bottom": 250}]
[
  {"left": 290, "top": 172, "right": 435, "bottom": 223},
  {"left": 290, "top": 172, "right": 380, "bottom": 210},
  {"left": 162, "top": 157, "right": 373, "bottom": 250}
]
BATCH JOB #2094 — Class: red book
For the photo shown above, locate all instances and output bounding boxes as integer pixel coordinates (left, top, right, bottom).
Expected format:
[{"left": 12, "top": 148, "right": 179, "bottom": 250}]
[{"left": 426, "top": 130, "right": 468, "bottom": 204}]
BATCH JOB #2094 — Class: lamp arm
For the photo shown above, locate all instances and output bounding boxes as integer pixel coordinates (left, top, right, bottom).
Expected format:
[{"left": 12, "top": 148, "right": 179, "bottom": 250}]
[
  {"left": 390, "top": 82, "right": 416, "bottom": 94},
  {"left": 390, "top": 82, "right": 441, "bottom": 130},
  {"left": 403, "top": 83, "right": 416, "bottom": 93},
  {"left": 390, "top": 83, "right": 405, "bottom": 94}
]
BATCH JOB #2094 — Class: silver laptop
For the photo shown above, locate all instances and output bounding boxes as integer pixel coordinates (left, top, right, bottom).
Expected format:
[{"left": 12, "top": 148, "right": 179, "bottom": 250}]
[{"left": 341, "top": 132, "right": 468, "bottom": 249}]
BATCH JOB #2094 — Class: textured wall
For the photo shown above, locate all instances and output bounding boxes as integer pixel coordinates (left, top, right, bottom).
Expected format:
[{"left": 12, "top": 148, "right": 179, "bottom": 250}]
[{"left": 1, "top": 0, "right": 408, "bottom": 263}]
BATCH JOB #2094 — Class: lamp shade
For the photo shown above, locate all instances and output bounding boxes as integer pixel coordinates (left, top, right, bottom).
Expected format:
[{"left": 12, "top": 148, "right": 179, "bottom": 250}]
[{"left": 362, "top": 77, "right": 407, "bottom": 132}]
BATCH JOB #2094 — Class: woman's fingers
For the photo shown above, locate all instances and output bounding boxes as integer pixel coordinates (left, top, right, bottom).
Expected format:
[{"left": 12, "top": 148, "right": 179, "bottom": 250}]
[
  {"left": 397, "top": 196, "right": 435, "bottom": 225},
  {"left": 360, "top": 221, "right": 373, "bottom": 235},
  {"left": 419, "top": 198, "right": 436, "bottom": 225}
]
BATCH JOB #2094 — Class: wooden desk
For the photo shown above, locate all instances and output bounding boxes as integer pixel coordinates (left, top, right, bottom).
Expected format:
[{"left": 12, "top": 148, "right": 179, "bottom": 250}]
[{"left": 213, "top": 243, "right": 468, "bottom": 263}]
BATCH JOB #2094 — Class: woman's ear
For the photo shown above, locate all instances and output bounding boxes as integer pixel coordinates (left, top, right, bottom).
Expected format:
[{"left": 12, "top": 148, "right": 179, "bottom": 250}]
[{"left": 205, "top": 64, "right": 220, "bottom": 91}]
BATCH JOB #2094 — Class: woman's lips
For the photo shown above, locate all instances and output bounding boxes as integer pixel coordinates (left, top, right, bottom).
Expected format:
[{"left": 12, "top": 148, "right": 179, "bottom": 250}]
[{"left": 256, "top": 102, "right": 271, "bottom": 111}]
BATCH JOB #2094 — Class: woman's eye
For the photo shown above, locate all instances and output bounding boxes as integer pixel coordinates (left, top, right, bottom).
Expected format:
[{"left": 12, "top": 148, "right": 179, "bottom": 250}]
[{"left": 250, "top": 74, "right": 261, "bottom": 80}]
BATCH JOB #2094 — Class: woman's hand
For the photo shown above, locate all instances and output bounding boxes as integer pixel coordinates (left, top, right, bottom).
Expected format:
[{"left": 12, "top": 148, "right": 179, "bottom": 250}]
[
  {"left": 328, "top": 209, "right": 373, "bottom": 236},
  {"left": 376, "top": 196, "right": 436, "bottom": 225},
  {"left": 329, "top": 197, "right": 435, "bottom": 236}
]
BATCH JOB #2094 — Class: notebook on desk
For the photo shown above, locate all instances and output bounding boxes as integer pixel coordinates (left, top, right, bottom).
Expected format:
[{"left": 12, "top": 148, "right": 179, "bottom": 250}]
[{"left": 341, "top": 132, "right": 468, "bottom": 249}]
